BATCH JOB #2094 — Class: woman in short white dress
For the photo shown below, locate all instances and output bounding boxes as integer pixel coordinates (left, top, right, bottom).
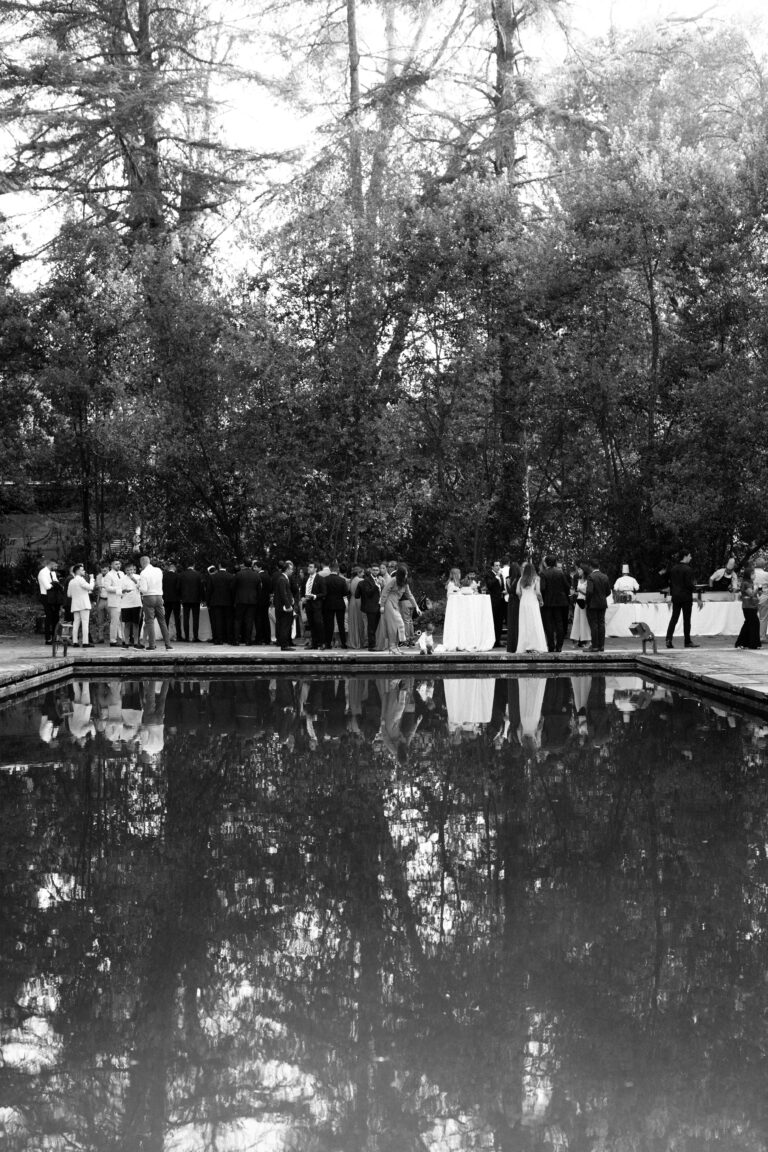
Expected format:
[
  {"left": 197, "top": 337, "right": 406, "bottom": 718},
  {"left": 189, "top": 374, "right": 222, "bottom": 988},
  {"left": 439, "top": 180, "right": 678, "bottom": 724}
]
[
  {"left": 570, "top": 563, "right": 591, "bottom": 647},
  {"left": 515, "top": 561, "right": 548, "bottom": 654}
]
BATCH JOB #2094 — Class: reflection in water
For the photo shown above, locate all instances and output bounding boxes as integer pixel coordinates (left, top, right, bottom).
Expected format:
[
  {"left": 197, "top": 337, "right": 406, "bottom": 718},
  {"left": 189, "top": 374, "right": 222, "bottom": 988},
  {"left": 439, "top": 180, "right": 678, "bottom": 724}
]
[{"left": 2, "top": 673, "right": 768, "bottom": 1150}]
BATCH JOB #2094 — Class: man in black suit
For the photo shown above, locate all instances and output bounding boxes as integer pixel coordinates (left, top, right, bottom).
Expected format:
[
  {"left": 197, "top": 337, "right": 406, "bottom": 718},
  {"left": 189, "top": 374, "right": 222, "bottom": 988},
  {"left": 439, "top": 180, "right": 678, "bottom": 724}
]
[
  {"left": 540, "top": 554, "right": 571, "bottom": 652},
  {"left": 233, "top": 560, "right": 260, "bottom": 644},
  {"left": 253, "top": 560, "right": 272, "bottom": 644},
  {"left": 288, "top": 562, "right": 303, "bottom": 639},
  {"left": 356, "top": 563, "right": 382, "bottom": 651},
  {"left": 585, "top": 559, "right": 611, "bottom": 653},
  {"left": 666, "top": 550, "right": 699, "bottom": 649},
  {"left": 485, "top": 560, "right": 506, "bottom": 647},
  {"left": 162, "top": 562, "right": 181, "bottom": 641},
  {"left": 273, "top": 561, "right": 295, "bottom": 650},
  {"left": 506, "top": 559, "right": 522, "bottom": 653},
  {"left": 207, "top": 563, "right": 235, "bottom": 644},
  {"left": 178, "top": 562, "right": 203, "bottom": 642},
  {"left": 301, "top": 560, "right": 326, "bottom": 648},
  {"left": 323, "top": 560, "right": 349, "bottom": 649}
]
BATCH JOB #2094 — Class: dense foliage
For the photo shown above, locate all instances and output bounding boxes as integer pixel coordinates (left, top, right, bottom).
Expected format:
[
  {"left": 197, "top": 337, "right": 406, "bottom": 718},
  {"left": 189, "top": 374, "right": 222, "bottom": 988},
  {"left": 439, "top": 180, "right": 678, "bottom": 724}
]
[{"left": 1, "top": 2, "right": 768, "bottom": 579}]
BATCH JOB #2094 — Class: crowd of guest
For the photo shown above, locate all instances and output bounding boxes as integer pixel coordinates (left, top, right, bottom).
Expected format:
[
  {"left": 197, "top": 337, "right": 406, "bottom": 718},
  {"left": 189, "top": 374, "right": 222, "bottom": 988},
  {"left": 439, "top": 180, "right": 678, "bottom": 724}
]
[
  {"left": 451, "top": 549, "right": 768, "bottom": 653},
  {"left": 34, "top": 556, "right": 427, "bottom": 654},
  {"left": 34, "top": 546, "right": 768, "bottom": 654},
  {"left": 448, "top": 556, "right": 612, "bottom": 654}
]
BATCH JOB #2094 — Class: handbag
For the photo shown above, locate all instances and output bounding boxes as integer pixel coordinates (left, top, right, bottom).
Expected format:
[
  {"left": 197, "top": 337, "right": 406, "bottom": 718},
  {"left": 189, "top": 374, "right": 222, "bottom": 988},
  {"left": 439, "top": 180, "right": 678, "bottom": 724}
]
[{"left": 576, "top": 596, "right": 586, "bottom": 610}]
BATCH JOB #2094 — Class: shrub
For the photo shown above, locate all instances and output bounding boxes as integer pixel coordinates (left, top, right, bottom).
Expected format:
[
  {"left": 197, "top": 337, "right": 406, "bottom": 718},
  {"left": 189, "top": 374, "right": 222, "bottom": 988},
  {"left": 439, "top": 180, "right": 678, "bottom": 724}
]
[{"left": 0, "top": 594, "right": 40, "bottom": 635}]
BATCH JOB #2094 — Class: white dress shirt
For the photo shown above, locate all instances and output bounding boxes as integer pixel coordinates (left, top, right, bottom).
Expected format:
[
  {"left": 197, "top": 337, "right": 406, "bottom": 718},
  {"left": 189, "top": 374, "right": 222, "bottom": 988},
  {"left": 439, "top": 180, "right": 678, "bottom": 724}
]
[
  {"left": 137, "top": 563, "right": 164, "bottom": 597},
  {"left": 38, "top": 566, "right": 58, "bottom": 595}
]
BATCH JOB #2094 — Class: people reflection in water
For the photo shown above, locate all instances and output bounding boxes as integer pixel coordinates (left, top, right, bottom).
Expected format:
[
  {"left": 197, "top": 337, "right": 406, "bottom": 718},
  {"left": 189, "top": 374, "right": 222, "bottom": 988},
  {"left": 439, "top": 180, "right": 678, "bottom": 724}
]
[
  {"left": 17, "top": 672, "right": 766, "bottom": 775},
  {"left": 139, "top": 680, "right": 168, "bottom": 760},
  {"left": 65, "top": 681, "right": 95, "bottom": 745}
]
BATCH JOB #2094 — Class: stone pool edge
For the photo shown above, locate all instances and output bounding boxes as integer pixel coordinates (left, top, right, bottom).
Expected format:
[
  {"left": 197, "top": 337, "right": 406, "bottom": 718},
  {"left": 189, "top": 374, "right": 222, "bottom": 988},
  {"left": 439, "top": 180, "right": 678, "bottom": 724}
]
[{"left": 2, "top": 647, "right": 768, "bottom": 717}]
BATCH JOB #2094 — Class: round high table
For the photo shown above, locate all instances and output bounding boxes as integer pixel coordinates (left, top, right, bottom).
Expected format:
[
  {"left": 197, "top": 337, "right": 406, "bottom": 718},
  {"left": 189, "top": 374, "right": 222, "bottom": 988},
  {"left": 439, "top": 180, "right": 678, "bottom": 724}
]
[{"left": 442, "top": 594, "right": 496, "bottom": 651}]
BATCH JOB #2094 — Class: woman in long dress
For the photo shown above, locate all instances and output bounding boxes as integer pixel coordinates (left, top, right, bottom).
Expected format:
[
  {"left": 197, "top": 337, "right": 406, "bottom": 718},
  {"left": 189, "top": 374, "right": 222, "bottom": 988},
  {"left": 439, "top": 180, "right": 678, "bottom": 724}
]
[
  {"left": 347, "top": 566, "right": 367, "bottom": 649},
  {"left": 570, "top": 563, "right": 591, "bottom": 647},
  {"left": 399, "top": 578, "right": 420, "bottom": 645},
  {"left": 515, "top": 561, "right": 547, "bottom": 654},
  {"left": 380, "top": 566, "right": 408, "bottom": 653},
  {"left": 735, "top": 564, "right": 761, "bottom": 649}
]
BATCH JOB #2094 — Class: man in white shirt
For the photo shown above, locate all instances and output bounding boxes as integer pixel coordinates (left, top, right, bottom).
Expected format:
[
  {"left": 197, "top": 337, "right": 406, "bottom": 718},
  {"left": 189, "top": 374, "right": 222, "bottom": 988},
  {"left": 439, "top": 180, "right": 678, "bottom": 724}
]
[
  {"left": 753, "top": 555, "right": 768, "bottom": 642},
  {"left": 613, "top": 564, "right": 639, "bottom": 601},
  {"left": 37, "top": 560, "right": 61, "bottom": 643},
  {"left": 137, "top": 555, "right": 173, "bottom": 650}
]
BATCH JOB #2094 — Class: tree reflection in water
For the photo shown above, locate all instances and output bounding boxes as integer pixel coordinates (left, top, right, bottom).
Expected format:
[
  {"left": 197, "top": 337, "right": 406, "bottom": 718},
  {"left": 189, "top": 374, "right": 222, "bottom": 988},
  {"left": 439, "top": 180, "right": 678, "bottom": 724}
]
[{"left": 1, "top": 673, "right": 768, "bottom": 1151}]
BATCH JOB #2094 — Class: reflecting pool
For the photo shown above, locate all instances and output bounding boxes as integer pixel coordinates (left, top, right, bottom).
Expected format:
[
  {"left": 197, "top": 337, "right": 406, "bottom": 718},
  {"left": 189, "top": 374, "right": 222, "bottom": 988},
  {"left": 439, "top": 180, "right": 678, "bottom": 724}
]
[{"left": 2, "top": 673, "right": 768, "bottom": 1151}]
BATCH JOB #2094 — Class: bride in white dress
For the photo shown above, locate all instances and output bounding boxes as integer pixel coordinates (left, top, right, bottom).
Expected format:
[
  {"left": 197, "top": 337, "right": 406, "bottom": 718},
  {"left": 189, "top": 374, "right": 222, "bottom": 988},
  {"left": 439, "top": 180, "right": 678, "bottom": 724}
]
[{"left": 515, "top": 562, "right": 548, "bottom": 654}]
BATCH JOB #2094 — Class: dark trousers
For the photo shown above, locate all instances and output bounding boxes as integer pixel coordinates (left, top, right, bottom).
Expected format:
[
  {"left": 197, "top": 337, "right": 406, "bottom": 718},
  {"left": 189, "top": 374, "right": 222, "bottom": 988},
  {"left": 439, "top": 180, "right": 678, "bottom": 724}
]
[
  {"left": 365, "top": 609, "right": 380, "bottom": 650},
  {"left": 666, "top": 599, "right": 692, "bottom": 644},
  {"left": 736, "top": 607, "right": 761, "bottom": 649},
  {"left": 323, "top": 606, "right": 346, "bottom": 648},
  {"left": 305, "top": 600, "right": 325, "bottom": 647},
  {"left": 490, "top": 596, "right": 505, "bottom": 646},
  {"left": 506, "top": 596, "right": 519, "bottom": 653},
  {"left": 210, "top": 605, "right": 232, "bottom": 644},
  {"left": 587, "top": 608, "right": 606, "bottom": 651},
  {"left": 542, "top": 605, "right": 569, "bottom": 652},
  {"left": 166, "top": 601, "right": 181, "bottom": 639},
  {"left": 182, "top": 602, "right": 200, "bottom": 640},
  {"left": 234, "top": 602, "right": 255, "bottom": 644},
  {"left": 254, "top": 606, "right": 271, "bottom": 644},
  {"left": 42, "top": 597, "right": 60, "bottom": 643},
  {"left": 276, "top": 607, "right": 293, "bottom": 648}
]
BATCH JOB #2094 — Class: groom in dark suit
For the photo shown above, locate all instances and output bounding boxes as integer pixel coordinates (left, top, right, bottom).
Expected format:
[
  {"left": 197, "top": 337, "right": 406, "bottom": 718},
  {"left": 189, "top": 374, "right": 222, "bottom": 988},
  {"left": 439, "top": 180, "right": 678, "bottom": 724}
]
[
  {"left": 540, "top": 555, "right": 571, "bottom": 652},
  {"left": 485, "top": 560, "right": 506, "bottom": 647}
]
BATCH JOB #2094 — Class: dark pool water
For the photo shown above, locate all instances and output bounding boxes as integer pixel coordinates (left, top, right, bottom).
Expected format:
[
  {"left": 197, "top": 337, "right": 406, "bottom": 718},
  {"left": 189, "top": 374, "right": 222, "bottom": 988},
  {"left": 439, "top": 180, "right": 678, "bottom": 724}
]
[{"left": 1, "top": 673, "right": 768, "bottom": 1151}]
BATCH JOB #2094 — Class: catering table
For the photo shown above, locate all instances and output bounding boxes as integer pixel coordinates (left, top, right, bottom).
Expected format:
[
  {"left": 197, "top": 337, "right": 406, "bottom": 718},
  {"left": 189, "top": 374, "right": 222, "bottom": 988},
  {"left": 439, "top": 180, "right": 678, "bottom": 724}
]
[
  {"left": 606, "top": 600, "right": 744, "bottom": 638},
  {"left": 442, "top": 594, "right": 496, "bottom": 651}
]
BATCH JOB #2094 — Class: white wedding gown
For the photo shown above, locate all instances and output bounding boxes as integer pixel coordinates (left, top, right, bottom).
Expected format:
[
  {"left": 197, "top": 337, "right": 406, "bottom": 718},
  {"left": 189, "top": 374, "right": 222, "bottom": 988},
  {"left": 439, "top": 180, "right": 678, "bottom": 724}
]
[{"left": 515, "top": 581, "right": 548, "bottom": 653}]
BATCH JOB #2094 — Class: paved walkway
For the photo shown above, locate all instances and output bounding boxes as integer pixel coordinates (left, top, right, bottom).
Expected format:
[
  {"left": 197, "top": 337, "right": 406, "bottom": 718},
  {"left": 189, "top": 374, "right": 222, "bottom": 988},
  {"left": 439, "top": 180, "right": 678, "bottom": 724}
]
[{"left": 1, "top": 633, "right": 767, "bottom": 711}]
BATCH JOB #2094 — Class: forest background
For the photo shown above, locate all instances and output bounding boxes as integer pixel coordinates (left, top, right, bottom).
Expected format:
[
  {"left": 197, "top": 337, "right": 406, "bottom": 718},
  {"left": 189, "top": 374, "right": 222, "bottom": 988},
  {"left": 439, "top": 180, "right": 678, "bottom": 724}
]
[{"left": 2, "top": 0, "right": 768, "bottom": 588}]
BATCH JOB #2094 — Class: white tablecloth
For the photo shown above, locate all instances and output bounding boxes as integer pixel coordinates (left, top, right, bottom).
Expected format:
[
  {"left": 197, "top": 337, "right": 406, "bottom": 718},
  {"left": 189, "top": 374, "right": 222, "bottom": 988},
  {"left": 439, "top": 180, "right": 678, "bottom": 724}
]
[
  {"left": 442, "top": 595, "right": 496, "bottom": 651},
  {"left": 444, "top": 678, "right": 495, "bottom": 728},
  {"left": 606, "top": 601, "right": 745, "bottom": 638}
]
